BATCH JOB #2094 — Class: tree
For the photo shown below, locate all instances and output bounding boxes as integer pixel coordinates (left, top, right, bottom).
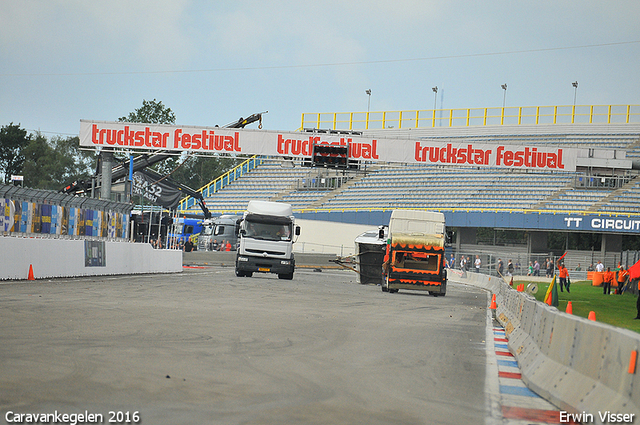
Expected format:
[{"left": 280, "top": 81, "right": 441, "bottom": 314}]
[
  {"left": 21, "top": 133, "right": 96, "bottom": 190},
  {"left": 0, "top": 123, "right": 29, "bottom": 184},
  {"left": 170, "top": 154, "right": 240, "bottom": 190},
  {"left": 118, "top": 99, "right": 239, "bottom": 191},
  {"left": 118, "top": 99, "right": 176, "bottom": 125}
]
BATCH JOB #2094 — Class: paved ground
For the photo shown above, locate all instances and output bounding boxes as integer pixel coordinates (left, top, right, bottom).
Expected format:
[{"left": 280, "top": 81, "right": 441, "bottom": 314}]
[{"left": 0, "top": 265, "right": 491, "bottom": 425}]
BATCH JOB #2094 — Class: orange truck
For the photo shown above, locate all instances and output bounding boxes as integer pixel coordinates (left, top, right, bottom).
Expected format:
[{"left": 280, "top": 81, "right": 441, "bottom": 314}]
[{"left": 382, "top": 210, "right": 447, "bottom": 296}]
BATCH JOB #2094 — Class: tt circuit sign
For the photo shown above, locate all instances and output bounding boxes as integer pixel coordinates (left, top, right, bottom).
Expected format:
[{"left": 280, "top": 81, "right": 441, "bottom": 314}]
[
  {"left": 80, "top": 120, "right": 579, "bottom": 171},
  {"left": 564, "top": 216, "right": 640, "bottom": 233}
]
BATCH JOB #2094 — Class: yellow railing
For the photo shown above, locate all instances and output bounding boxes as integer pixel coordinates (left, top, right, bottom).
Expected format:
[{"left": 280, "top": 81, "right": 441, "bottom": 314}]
[
  {"left": 301, "top": 104, "right": 640, "bottom": 131},
  {"left": 177, "top": 155, "right": 264, "bottom": 212}
]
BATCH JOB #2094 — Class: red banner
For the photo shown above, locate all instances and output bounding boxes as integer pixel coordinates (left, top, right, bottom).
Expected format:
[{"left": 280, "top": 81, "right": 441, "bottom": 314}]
[{"left": 80, "top": 120, "right": 578, "bottom": 171}]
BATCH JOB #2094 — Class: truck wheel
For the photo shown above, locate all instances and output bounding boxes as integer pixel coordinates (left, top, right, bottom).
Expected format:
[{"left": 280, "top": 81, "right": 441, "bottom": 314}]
[
  {"left": 235, "top": 269, "right": 245, "bottom": 277},
  {"left": 278, "top": 273, "right": 294, "bottom": 280}
]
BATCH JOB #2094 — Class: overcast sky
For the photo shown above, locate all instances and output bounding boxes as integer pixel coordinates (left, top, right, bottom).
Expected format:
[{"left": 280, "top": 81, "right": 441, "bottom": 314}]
[{"left": 1, "top": 1, "right": 639, "bottom": 137}]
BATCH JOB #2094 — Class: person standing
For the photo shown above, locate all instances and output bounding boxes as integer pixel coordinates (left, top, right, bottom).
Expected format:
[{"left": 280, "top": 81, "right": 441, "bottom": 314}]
[
  {"left": 497, "top": 258, "right": 504, "bottom": 276},
  {"left": 545, "top": 258, "right": 553, "bottom": 278},
  {"left": 596, "top": 261, "right": 604, "bottom": 273},
  {"left": 616, "top": 266, "right": 629, "bottom": 294},
  {"left": 474, "top": 255, "right": 481, "bottom": 273},
  {"left": 603, "top": 267, "right": 615, "bottom": 295},
  {"left": 558, "top": 261, "right": 570, "bottom": 293},
  {"left": 533, "top": 260, "right": 540, "bottom": 276}
]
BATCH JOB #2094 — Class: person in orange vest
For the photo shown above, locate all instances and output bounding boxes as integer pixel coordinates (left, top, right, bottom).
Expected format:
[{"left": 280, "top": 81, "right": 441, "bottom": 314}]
[
  {"left": 603, "top": 267, "right": 615, "bottom": 295},
  {"left": 616, "top": 266, "right": 629, "bottom": 294},
  {"left": 382, "top": 243, "right": 390, "bottom": 277},
  {"left": 225, "top": 240, "right": 232, "bottom": 251},
  {"left": 557, "top": 261, "right": 570, "bottom": 293}
]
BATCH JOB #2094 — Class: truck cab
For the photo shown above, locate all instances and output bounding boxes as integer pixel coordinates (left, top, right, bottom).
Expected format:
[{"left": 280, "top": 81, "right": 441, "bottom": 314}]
[
  {"left": 168, "top": 217, "right": 203, "bottom": 247},
  {"left": 198, "top": 215, "right": 242, "bottom": 251},
  {"left": 235, "top": 201, "right": 300, "bottom": 279},
  {"left": 383, "top": 210, "right": 447, "bottom": 296}
]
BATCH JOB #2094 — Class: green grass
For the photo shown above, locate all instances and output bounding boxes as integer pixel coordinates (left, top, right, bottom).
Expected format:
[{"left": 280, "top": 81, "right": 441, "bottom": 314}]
[{"left": 524, "top": 280, "right": 640, "bottom": 334}]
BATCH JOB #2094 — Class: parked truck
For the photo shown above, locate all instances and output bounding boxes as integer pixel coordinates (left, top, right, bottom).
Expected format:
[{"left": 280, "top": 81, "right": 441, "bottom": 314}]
[
  {"left": 382, "top": 210, "right": 447, "bottom": 296},
  {"left": 235, "top": 201, "right": 300, "bottom": 279},
  {"left": 197, "top": 214, "right": 242, "bottom": 251}
]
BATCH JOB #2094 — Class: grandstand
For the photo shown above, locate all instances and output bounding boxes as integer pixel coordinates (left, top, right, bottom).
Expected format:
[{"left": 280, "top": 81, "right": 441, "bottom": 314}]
[
  {"left": 178, "top": 104, "right": 640, "bottom": 268},
  {"left": 181, "top": 123, "right": 640, "bottom": 216}
]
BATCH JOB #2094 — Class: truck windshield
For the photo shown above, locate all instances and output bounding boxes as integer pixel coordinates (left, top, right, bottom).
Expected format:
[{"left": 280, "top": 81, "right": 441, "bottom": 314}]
[
  {"left": 393, "top": 251, "right": 440, "bottom": 272},
  {"left": 244, "top": 220, "right": 292, "bottom": 241}
]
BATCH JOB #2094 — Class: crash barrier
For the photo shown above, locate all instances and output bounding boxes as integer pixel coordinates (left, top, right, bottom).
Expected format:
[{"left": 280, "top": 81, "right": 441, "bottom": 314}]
[
  {"left": 0, "top": 236, "right": 181, "bottom": 280},
  {"left": 447, "top": 269, "right": 640, "bottom": 419}
]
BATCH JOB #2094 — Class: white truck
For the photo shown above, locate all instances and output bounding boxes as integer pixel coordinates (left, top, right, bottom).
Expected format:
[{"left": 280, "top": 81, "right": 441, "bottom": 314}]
[
  {"left": 382, "top": 210, "right": 447, "bottom": 296},
  {"left": 197, "top": 214, "right": 242, "bottom": 251},
  {"left": 235, "top": 201, "right": 300, "bottom": 279}
]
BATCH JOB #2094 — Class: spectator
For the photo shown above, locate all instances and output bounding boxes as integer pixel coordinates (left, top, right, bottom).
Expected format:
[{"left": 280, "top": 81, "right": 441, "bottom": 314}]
[
  {"left": 507, "top": 259, "right": 514, "bottom": 276},
  {"left": 497, "top": 258, "right": 504, "bottom": 276},
  {"left": 596, "top": 261, "right": 604, "bottom": 273},
  {"left": 184, "top": 239, "right": 194, "bottom": 252},
  {"left": 474, "top": 255, "right": 481, "bottom": 273},
  {"left": 211, "top": 239, "right": 218, "bottom": 251},
  {"left": 219, "top": 240, "right": 226, "bottom": 251},
  {"left": 450, "top": 254, "right": 455, "bottom": 269},
  {"left": 225, "top": 240, "right": 232, "bottom": 251},
  {"left": 575, "top": 263, "right": 582, "bottom": 271},
  {"left": 587, "top": 263, "right": 595, "bottom": 271},
  {"left": 460, "top": 256, "right": 467, "bottom": 270},
  {"left": 465, "top": 256, "right": 471, "bottom": 271},
  {"left": 545, "top": 258, "right": 554, "bottom": 278},
  {"left": 528, "top": 262, "right": 533, "bottom": 276},
  {"left": 533, "top": 260, "right": 540, "bottom": 276},
  {"left": 603, "top": 267, "right": 614, "bottom": 295}
]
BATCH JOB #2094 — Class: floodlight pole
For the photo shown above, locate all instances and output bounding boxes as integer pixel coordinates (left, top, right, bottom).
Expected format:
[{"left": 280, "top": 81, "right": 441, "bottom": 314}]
[
  {"left": 501, "top": 84, "right": 508, "bottom": 108},
  {"left": 432, "top": 86, "right": 438, "bottom": 111}
]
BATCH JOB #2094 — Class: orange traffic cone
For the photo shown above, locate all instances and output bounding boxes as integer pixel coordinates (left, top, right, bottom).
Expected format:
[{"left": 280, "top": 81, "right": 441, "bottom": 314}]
[
  {"left": 566, "top": 301, "right": 573, "bottom": 314},
  {"left": 27, "top": 264, "right": 35, "bottom": 281},
  {"left": 588, "top": 311, "right": 596, "bottom": 321},
  {"left": 490, "top": 294, "right": 497, "bottom": 310}
]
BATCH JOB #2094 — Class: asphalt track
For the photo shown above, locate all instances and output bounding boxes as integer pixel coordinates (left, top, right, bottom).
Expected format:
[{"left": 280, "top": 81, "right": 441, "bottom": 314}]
[{"left": 0, "top": 263, "right": 491, "bottom": 425}]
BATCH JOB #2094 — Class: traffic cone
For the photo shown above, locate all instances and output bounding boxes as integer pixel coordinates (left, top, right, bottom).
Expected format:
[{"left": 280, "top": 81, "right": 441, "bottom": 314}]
[
  {"left": 490, "top": 294, "right": 497, "bottom": 310},
  {"left": 588, "top": 311, "right": 596, "bottom": 321},
  {"left": 27, "top": 264, "right": 35, "bottom": 281},
  {"left": 566, "top": 301, "right": 573, "bottom": 314}
]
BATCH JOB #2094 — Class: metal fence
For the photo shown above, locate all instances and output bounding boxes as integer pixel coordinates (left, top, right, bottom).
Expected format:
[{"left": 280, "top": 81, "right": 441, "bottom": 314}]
[
  {"left": 1, "top": 184, "right": 132, "bottom": 241},
  {"left": 446, "top": 249, "right": 625, "bottom": 282},
  {"left": 301, "top": 104, "right": 640, "bottom": 131}
]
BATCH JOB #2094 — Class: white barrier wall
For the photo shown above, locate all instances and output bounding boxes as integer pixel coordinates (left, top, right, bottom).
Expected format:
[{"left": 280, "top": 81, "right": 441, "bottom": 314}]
[
  {"left": 0, "top": 236, "right": 182, "bottom": 280},
  {"left": 447, "top": 270, "right": 640, "bottom": 421}
]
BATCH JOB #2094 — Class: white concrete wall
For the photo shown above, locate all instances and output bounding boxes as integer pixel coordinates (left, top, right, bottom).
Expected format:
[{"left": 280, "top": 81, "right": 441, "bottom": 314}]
[
  {"left": 448, "top": 270, "right": 640, "bottom": 421},
  {"left": 0, "top": 236, "right": 182, "bottom": 280},
  {"left": 294, "top": 219, "right": 375, "bottom": 256}
]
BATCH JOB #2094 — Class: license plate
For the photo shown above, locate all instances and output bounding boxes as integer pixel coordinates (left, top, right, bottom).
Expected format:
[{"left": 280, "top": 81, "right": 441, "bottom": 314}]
[{"left": 258, "top": 268, "right": 270, "bottom": 272}]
